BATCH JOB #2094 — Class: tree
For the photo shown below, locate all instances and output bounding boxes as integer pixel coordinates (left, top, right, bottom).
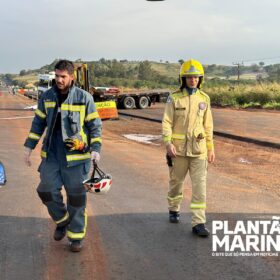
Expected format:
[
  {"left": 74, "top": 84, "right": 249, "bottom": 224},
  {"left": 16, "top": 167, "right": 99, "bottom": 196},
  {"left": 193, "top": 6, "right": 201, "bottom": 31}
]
[
  {"left": 178, "top": 59, "right": 184, "bottom": 65},
  {"left": 250, "top": 63, "right": 260, "bottom": 73},
  {"left": 99, "top": 58, "right": 106, "bottom": 64},
  {"left": 19, "top": 69, "right": 26, "bottom": 76},
  {"left": 138, "top": 61, "right": 155, "bottom": 80},
  {"left": 108, "top": 59, "right": 126, "bottom": 78}
]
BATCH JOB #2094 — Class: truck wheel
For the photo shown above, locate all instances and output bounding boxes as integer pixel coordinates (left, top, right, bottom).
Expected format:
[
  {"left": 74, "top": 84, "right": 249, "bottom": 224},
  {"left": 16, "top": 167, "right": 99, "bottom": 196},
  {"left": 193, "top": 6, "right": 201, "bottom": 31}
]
[
  {"left": 123, "top": 96, "right": 135, "bottom": 109},
  {"left": 136, "top": 96, "right": 149, "bottom": 109}
]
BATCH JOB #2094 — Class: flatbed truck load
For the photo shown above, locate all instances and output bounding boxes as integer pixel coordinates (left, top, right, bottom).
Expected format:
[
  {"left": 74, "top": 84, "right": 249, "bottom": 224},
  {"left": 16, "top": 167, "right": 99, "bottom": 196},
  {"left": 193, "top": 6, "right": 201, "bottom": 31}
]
[
  {"left": 91, "top": 88, "right": 171, "bottom": 109},
  {"left": 25, "top": 62, "right": 170, "bottom": 115}
]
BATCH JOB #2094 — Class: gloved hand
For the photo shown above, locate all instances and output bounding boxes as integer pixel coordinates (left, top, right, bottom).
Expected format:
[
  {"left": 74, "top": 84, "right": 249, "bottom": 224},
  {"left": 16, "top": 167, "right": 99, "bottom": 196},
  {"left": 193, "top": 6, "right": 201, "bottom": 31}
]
[
  {"left": 65, "top": 138, "right": 87, "bottom": 152},
  {"left": 24, "top": 147, "right": 32, "bottom": 167},
  {"left": 91, "top": 151, "right": 100, "bottom": 163}
]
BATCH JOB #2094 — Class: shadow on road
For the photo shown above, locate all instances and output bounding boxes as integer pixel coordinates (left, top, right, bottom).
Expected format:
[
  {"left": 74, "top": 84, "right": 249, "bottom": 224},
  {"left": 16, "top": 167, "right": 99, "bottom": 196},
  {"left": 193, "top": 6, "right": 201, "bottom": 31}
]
[
  {"left": 0, "top": 213, "right": 279, "bottom": 280},
  {"left": 92, "top": 212, "right": 280, "bottom": 280}
]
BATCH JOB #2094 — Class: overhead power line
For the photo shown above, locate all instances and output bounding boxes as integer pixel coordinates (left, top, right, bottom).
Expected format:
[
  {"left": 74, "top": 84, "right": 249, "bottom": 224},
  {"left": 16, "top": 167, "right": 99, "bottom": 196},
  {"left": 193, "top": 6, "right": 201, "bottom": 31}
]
[{"left": 242, "top": 56, "right": 280, "bottom": 64}]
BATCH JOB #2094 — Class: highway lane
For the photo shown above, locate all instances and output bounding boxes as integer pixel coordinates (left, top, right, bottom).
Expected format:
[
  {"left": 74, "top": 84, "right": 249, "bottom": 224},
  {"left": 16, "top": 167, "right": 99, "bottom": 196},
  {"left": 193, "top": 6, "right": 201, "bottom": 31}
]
[
  {"left": 119, "top": 103, "right": 280, "bottom": 146},
  {"left": 95, "top": 132, "right": 280, "bottom": 280},
  {"left": 0, "top": 88, "right": 279, "bottom": 280},
  {"left": 23, "top": 90, "right": 280, "bottom": 145}
]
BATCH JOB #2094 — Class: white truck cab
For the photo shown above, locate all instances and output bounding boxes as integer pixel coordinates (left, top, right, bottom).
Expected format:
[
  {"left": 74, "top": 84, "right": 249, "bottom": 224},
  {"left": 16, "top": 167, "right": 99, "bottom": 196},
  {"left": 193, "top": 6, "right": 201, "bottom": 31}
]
[{"left": 38, "top": 72, "right": 55, "bottom": 97}]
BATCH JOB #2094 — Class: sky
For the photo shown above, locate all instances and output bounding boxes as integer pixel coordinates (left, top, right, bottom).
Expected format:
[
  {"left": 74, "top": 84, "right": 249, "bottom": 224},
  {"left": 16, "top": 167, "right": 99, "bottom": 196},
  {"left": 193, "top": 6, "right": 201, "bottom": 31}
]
[{"left": 1, "top": 0, "right": 280, "bottom": 73}]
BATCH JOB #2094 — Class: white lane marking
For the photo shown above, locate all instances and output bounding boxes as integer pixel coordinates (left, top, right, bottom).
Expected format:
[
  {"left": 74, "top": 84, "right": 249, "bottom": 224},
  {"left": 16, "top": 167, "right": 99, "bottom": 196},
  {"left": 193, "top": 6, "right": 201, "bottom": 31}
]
[{"left": 0, "top": 116, "right": 34, "bottom": 120}]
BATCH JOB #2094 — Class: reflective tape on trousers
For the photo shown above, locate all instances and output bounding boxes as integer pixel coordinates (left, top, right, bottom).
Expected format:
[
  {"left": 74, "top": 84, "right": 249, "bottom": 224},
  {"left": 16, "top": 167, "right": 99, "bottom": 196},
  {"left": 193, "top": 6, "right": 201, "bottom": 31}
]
[
  {"left": 190, "top": 202, "right": 206, "bottom": 209},
  {"left": 55, "top": 212, "right": 69, "bottom": 225}
]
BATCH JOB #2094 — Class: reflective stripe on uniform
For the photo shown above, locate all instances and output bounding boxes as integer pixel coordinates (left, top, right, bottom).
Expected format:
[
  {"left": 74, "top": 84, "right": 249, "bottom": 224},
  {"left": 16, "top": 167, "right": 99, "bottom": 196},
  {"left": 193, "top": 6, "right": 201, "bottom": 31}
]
[
  {"left": 44, "top": 101, "right": 56, "bottom": 109},
  {"left": 67, "top": 230, "right": 85, "bottom": 239},
  {"left": 61, "top": 104, "right": 85, "bottom": 112},
  {"left": 172, "top": 134, "right": 186, "bottom": 140},
  {"left": 41, "top": 151, "right": 47, "bottom": 158},
  {"left": 90, "top": 137, "right": 102, "bottom": 144},
  {"left": 190, "top": 202, "right": 206, "bottom": 209},
  {"left": 67, "top": 209, "right": 87, "bottom": 240},
  {"left": 79, "top": 107, "right": 87, "bottom": 145},
  {"left": 163, "top": 135, "right": 172, "bottom": 143},
  {"left": 85, "top": 111, "right": 99, "bottom": 122},
  {"left": 55, "top": 212, "right": 69, "bottom": 225},
  {"left": 35, "top": 109, "right": 46, "bottom": 119},
  {"left": 61, "top": 104, "right": 88, "bottom": 145},
  {"left": 66, "top": 153, "right": 91, "bottom": 162},
  {"left": 28, "top": 132, "right": 40, "bottom": 140}
]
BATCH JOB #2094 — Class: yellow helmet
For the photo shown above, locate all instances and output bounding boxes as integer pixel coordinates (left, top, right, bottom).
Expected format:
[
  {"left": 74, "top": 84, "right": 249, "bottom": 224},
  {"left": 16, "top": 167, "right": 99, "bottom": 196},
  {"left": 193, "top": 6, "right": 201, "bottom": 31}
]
[{"left": 179, "top": 59, "right": 204, "bottom": 88}]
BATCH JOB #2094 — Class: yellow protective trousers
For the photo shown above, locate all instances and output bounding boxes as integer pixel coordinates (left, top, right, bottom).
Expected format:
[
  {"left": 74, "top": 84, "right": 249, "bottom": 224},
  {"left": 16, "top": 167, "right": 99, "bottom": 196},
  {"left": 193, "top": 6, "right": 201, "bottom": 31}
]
[{"left": 167, "top": 156, "right": 207, "bottom": 227}]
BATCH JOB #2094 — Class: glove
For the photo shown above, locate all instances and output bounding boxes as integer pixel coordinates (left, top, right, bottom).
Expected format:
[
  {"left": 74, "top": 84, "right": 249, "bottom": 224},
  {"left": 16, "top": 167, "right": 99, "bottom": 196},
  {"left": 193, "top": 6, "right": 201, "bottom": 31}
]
[
  {"left": 24, "top": 147, "right": 32, "bottom": 167},
  {"left": 65, "top": 138, "right": 87, "bottom": 152},
  {"left": 91, "top": 151, "right": 100, "bottom": 163}
]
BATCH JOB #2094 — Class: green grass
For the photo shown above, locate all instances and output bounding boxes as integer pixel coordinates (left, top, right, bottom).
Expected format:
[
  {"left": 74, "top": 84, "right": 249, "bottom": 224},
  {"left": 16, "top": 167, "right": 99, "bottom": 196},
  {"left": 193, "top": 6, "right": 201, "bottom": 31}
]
[{"left": 206, "top": 83, "right": 280, "bottom": 109}]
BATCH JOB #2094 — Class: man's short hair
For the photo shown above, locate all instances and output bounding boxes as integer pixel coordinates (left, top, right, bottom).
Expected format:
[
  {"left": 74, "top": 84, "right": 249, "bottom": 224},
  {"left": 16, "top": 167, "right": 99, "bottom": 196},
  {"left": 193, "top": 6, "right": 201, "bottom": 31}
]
[{"left": 55, "top": 60, "right": 74, "bottom": 75}]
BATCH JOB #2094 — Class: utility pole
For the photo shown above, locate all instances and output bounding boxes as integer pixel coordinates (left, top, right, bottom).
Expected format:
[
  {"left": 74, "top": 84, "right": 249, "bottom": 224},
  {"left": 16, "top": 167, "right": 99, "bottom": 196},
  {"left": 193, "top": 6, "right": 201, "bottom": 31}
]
[{"left": 232, "top": 61, "right": 244, "bottom": 82}]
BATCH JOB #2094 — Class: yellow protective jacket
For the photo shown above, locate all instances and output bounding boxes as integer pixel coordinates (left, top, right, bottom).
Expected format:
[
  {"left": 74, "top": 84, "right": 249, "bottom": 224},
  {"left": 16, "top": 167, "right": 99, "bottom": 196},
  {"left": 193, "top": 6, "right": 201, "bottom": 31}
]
[{"left": 162, "top": 88, "right": 214, "bottom": 158}]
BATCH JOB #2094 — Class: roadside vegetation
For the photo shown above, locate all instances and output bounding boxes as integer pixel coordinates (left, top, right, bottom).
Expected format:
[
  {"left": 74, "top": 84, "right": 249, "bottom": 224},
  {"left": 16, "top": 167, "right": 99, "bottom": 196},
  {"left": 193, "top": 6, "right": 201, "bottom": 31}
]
[
  {"left": 1, "top": 59, "right": 280, "bottom": 110},
  {"left": 205, "top": 83, "right": 280, "bottom": 110}
]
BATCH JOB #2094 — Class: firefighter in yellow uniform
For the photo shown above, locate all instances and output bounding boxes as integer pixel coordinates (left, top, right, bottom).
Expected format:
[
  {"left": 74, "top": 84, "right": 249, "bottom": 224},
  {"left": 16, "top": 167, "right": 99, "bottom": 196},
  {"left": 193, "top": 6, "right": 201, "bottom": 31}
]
[{"left": 162, "top": 59, "right": 215, "bottom": 237}]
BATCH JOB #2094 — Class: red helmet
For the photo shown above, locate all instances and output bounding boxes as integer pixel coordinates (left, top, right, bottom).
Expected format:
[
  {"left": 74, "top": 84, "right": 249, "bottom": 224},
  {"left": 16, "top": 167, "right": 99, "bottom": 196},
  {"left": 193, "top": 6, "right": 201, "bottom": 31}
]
[{"left": 83, "top": 164, "right": 112, "bottom": 194}]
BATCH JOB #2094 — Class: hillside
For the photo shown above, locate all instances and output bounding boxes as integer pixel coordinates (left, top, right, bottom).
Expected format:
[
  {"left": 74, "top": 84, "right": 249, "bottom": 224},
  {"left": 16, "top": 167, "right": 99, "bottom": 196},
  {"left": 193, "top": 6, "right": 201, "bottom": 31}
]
[{"left": 2, "top": 59, "right": 279, "bottom": 89}]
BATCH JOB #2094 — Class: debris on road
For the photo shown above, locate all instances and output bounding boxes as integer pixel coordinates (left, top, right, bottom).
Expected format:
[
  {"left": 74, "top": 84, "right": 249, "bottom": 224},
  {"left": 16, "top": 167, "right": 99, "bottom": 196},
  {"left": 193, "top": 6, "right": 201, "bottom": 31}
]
[
  {"left": 123, "top": 134, "right": 162, "bottom": 145},
  {"left": 24, "top": 104, "right": 37, "bottom": 110},
  {"left": 238, "top": 157, "right": 252, "bottom": 164}
]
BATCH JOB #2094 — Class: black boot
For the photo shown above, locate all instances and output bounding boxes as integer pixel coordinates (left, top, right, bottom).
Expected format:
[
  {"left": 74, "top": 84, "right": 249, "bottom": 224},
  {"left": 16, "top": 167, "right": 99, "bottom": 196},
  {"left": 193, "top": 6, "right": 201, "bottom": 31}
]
[
  {"left": 53, "top": 225, "right": 67, "bottom": 241},
  {"left": 69, "top": 240, "right": 83, "bottom": 252},
  {"left": 192, "top": 224, "right": 210, "bottom": 237},
  {"left": 169, "top": 211, "right": 180, "bottom": 223}
]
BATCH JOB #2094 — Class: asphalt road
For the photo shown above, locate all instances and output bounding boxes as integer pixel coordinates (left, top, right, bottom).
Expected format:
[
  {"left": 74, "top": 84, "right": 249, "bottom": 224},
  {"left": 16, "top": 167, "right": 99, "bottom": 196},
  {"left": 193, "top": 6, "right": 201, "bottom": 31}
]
[
  {"left": 119, "top": 103, "right": 280, "bottom": 145},
  {"left": 0, "top": 88, "right": 279, "bottom": 280}
]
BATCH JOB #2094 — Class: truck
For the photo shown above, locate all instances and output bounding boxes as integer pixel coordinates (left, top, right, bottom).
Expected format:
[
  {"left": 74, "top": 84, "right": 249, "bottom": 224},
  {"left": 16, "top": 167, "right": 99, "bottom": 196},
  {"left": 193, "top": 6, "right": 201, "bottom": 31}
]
[
  {"left": 38, "top": 72, "right": 55, "bottom": 98},
  {"left": 92, "top": 87, "right": 170, "bottom": 109},
  {"left": 27, "top": 62, "right": 170, "bottom": 118}
]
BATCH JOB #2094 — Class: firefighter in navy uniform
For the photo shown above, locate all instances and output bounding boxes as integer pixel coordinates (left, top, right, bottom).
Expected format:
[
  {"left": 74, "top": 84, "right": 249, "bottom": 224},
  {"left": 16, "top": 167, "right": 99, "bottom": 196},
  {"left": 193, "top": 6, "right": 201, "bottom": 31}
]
[
  {"left": 24, "top": 60, "right": 102, "bottom": 252},
  {"left": 162, "top": 59, "right": 215, "bottom": 237}
]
